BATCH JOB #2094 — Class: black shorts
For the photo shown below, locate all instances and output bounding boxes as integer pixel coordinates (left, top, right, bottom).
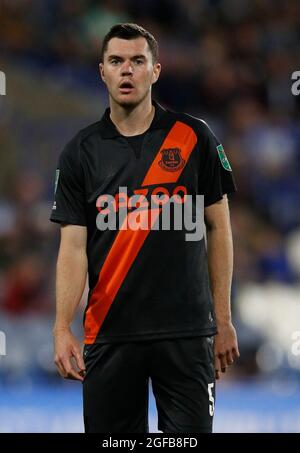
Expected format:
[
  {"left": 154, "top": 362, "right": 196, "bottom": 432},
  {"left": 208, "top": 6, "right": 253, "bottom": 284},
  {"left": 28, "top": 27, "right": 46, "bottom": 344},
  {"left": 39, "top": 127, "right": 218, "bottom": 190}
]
[{"left": 82, "top": 336, "right": 215, "bottom": 433}]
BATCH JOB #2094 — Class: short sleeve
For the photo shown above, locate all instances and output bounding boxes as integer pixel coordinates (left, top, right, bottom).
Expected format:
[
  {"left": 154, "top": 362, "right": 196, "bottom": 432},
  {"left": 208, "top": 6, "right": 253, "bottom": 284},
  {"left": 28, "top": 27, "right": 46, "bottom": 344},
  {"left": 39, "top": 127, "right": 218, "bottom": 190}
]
[
  {"left": 198, "top": 121, "right": 236, "bottom": 207},
  {"left": 49, "top": 138, "right": 87, "bottom": 226}
]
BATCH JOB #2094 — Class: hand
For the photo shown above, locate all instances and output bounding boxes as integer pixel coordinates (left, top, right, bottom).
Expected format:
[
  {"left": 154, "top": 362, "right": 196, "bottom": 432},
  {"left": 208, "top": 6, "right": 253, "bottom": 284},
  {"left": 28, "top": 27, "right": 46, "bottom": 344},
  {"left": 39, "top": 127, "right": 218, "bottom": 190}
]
[
  {"left": 214, "top": 321, "right": 239, "bottom": 380},
  {"left": 53, "top": 327, "right": 86, "bottom": 381}
]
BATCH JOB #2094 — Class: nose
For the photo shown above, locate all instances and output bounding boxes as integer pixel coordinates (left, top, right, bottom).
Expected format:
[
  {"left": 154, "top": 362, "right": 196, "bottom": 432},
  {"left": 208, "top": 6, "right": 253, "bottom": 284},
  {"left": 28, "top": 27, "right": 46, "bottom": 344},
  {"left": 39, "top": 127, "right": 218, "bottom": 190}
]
[{"left": 121, "top": 60, "right": 133, "bottom": 75}]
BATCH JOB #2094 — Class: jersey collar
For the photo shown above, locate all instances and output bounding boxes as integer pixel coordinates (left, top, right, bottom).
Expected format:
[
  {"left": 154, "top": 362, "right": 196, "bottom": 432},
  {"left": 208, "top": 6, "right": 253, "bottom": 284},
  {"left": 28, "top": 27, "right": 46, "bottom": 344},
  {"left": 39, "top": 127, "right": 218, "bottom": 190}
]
[{"left": 98, "top": 100, "right": 173, "bottom": 139}]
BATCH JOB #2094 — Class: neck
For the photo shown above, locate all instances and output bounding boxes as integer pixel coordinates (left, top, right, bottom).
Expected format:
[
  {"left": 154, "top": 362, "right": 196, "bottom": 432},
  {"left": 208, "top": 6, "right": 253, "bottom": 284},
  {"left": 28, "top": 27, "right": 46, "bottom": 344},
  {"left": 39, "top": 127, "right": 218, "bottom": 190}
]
[{"left": 109, "top": 96, "right": 155, "bottom": 137}]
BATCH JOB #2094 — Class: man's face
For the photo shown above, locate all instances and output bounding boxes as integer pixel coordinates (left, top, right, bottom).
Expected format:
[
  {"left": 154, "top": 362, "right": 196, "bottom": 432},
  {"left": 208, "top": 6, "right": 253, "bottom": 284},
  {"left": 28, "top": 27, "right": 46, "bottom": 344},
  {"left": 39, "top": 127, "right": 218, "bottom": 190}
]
[{"left": 99, "top": 37, "right": 161, "bottom": 108}]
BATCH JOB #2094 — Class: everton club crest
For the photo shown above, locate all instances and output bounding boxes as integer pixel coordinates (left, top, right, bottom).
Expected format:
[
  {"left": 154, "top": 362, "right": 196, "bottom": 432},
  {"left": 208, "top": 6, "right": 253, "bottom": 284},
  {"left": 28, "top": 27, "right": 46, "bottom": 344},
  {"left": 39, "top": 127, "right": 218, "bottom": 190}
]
[{"left": 158, "top": 148, "right": 185, "bottom": 172}]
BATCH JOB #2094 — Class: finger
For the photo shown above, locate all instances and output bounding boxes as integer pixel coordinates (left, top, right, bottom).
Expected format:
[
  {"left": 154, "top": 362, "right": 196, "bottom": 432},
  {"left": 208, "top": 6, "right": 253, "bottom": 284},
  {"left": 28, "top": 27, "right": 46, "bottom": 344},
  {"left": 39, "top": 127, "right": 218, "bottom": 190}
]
[
  {"left": 54, "top": 356, "right": 68, "bottom": 378},
  {"left": 219, "top": 353, "right": 227, "bottom": 373},
  {"left": 215, "top": 356, "right": 221, "bottom": 380},
  {"left": 56, "top": 363, "right": 67, "bottom": 378},
  {"left": 73, "top": 348, "right": 86, "bottom": 372},
  {"left": 66, "top": 371, "right": 84, "bottom": 381},
  {"left": 232, "top": 346, "right": 240, "bottom": 359},
  {"left": 65, "top": 364, "right": 84, "bottom": 381},
  {"left": 79, "top": 369, "right": 86, "bottom": 379},
  {"left": 62, "top": 356, "right": 84, "bottom": 381},
  {"left": 226, "top": 350, "right": 234, "bottom": 366}
]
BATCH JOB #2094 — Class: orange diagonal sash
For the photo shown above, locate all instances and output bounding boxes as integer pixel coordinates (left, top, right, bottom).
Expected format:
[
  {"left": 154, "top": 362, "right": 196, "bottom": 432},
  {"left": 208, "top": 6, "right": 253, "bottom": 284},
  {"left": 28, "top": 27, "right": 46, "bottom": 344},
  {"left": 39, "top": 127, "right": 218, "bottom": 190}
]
[{"left": 84, "top": 121, "right": 197, "bottom": 343}]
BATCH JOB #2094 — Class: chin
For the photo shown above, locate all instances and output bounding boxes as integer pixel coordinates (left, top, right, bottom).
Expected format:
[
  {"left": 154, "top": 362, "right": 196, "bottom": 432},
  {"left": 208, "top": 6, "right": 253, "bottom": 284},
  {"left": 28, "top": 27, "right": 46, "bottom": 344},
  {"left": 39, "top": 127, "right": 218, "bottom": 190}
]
[
  {"left": 117, "top": 98, "right": 139, "bottom": 108},
  {"left": 112, "top": 91, "right": 146, "bottom": 109}
]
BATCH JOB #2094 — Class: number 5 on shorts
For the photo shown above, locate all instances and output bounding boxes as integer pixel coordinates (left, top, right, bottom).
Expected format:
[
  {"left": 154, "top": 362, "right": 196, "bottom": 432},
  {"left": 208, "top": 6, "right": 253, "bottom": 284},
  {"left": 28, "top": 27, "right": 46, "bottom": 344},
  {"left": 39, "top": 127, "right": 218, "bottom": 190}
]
[{"left": 208, "top": 383, "right": 215, "bottom": 416}]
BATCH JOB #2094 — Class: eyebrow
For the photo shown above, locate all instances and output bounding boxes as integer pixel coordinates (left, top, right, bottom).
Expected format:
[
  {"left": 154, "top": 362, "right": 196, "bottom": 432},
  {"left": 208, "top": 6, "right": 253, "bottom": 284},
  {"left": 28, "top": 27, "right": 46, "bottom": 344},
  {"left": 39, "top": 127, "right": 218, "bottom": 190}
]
[{"left": 107, "top": 54, "right": 147, "bottom": 61}]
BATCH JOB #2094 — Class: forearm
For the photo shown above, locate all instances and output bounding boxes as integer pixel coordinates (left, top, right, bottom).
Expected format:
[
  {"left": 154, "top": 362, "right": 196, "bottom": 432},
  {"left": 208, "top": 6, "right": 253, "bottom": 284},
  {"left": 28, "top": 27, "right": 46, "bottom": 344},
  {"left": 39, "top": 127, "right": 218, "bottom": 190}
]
[
  {"left": 54, "top": 246, "right": 88, "bottom": 332},
  {"left": 206, "top": 220, "right": 233, "bottom": 325}
]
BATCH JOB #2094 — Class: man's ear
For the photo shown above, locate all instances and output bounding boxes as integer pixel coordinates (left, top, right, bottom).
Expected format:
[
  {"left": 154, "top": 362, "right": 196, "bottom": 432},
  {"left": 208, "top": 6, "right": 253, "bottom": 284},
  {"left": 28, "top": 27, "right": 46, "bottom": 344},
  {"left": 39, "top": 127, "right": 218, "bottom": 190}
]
[
  {"left": 152, "top": 63, "right": 161, "bottom": 85},
  {"left": 99, "top": 63, "right": 105, "bottom": 82}
]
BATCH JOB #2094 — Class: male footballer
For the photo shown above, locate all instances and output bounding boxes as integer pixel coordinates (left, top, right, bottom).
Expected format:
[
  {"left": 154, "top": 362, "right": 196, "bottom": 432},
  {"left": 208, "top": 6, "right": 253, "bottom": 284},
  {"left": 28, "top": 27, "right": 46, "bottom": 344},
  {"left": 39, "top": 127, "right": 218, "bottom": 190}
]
[{"left": 51, "top": 23, "right": 239, "bottom": 433}]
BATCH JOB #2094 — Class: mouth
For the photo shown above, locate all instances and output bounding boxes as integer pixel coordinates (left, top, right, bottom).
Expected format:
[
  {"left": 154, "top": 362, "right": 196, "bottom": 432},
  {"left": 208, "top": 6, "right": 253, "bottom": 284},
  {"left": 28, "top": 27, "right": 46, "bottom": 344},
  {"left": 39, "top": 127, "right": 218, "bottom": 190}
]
[{"left": 119, "top": 81, "right": 134, "bottom": 94}]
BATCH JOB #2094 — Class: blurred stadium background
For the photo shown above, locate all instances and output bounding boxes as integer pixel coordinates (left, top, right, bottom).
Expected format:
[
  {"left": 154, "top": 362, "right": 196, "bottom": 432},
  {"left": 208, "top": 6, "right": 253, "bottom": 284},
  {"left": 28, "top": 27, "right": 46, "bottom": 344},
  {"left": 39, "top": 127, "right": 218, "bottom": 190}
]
[{"left": 1, "top": 0, "right": 300, "bottom": 433}]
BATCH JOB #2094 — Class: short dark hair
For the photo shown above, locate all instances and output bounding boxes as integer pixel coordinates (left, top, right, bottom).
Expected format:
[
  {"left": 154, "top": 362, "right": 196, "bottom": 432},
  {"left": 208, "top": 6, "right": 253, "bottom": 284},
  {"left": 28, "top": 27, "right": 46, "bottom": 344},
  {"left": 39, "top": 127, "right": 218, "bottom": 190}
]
[{"left": 101, "top": 23, "right": 159, "bottom": 63}]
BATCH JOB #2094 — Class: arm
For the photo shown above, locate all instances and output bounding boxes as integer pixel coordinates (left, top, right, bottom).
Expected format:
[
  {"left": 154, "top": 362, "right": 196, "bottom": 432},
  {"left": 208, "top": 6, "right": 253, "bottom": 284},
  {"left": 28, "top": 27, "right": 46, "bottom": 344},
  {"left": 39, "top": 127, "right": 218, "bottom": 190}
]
[
  {"left": 204, "top": 195, "right": 239, "bottom": 379},
  {"left": 53, "top": 224, "right": 88, "bottom": 381}
]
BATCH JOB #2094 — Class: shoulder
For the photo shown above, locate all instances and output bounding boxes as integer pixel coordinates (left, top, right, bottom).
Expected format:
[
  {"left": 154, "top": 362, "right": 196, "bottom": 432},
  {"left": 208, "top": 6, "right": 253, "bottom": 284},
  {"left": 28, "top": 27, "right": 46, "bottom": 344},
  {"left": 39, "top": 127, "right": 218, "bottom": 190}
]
[
  {"left": 164, "top": 107, "right": 215, "bottom": 140},
  {"left": 60, "top": 120, "right": 101, "bottom": 161}
]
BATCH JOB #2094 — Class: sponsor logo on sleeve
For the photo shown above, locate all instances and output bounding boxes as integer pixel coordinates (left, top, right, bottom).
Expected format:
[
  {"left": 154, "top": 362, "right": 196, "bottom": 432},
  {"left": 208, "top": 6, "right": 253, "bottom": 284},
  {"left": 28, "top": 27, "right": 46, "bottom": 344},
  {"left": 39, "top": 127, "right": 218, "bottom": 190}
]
[{"left": 216, "top": 144, "right": 232, "bottom": 171}]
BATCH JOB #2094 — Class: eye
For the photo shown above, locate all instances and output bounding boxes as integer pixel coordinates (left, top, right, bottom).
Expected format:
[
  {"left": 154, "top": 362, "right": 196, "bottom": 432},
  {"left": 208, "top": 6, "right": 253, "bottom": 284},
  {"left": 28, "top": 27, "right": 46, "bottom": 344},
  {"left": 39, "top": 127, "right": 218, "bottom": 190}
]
[{"left": 134, "top": 59, "right": 144, "bottom": 65}]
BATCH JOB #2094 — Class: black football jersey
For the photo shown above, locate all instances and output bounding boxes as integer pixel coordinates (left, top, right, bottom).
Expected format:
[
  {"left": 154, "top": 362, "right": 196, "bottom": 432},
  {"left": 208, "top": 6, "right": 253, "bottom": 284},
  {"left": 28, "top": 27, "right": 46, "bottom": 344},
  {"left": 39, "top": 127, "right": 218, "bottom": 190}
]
[{"left": 50, "top": 101, "right": 236, "bottom": 344}]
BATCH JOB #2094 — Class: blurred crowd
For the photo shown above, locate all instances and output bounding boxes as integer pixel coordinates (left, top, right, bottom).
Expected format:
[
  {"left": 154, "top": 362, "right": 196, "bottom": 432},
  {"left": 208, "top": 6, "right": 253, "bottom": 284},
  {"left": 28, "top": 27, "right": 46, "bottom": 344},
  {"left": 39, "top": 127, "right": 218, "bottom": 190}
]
[{"left": 0, "top": 0, "right": 300, "bottom": 381}]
